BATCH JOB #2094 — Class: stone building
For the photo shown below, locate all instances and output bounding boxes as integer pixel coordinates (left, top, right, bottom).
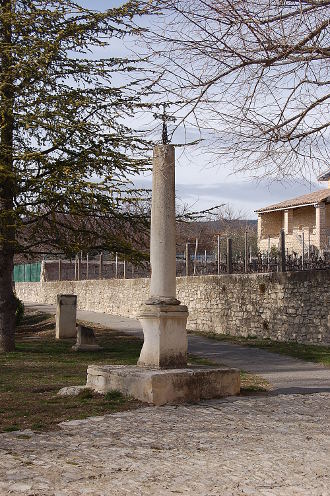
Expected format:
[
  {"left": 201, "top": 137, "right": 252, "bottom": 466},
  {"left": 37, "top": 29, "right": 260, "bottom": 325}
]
[{"left": 256, "top": 172, "right": 330, "bottom": 255}]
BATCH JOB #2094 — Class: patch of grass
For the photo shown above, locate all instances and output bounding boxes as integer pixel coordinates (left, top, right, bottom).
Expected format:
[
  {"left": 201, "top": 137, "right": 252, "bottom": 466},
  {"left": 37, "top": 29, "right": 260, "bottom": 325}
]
[
  {"left": 187, "top": 354, "right": 216, "bottom": 366},
  {"left": 104, "top": 390, "right": 124, "bottom": 402},
  {"left": 190, "top": 331, "right": 330, "bottom": 367},
  {"left": 3, "top": 425, "right": 20, "bottom": 432},
  {"left": 240, "top": 371, "right": 272, "bottom": 394},
  {"left": 77, "top": 388, "right": 94, "bottom": 400},
  {"left": 0, "top": 310, "right": 144, "bottom": 433},
  {"left": 31, "top": 422, "right": 44, "bottom": 431}
]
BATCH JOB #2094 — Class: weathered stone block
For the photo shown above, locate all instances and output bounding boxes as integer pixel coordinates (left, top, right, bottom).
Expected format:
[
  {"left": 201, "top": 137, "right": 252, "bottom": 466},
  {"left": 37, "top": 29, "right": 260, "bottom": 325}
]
[
  {"left": 72, "top": 325, "right": 102, "bottom": 352},
  {"left": 56, "top": 294, "right": 77, "bottom": 339},
  {"left": 87, "top": 365, "right": 240, "bottom": 406}
]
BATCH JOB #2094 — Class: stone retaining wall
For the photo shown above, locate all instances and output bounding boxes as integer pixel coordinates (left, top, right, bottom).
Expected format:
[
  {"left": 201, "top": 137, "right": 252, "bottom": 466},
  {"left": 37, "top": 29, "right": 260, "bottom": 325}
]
[{"left": 15, "top": 270, "right": 330, "bottom": 345}]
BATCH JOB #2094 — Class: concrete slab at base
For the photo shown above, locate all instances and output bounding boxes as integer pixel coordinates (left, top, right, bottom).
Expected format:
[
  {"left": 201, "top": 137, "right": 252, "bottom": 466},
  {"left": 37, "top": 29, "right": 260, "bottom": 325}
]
[{"left": 86, "top": 365, "right": 240, "bottom": 406}]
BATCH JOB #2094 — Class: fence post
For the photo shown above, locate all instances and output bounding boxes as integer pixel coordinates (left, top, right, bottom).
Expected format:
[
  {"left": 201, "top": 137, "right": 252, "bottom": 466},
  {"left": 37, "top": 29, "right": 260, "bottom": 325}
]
[
  {"left": 227, "top": 238, "right": 233, "bottom": 274},
  {"left": 123, "top": 259, "right": 126, "bottom": 279},
  {"left": 77, "top": 256, "right": 80, "bottom": 281},
  {"left": 185, "top": 243, "right": 189, "bottom": 276},
  {"left": 115, "top": 252, "right": 118, "bottom": 278},
  {"left": 279, "top": 229, "right": 286, "bottom": 272},
  {"left": 308, "top": 230, "right": 311, "bottom": 260},
  {"left": 302, "top": 232, "right": 305, "bottom": 269},
  {"left": 193, "top": 238, "right": 198, "bottom": 275},
  {"left": 74, "top": 256, "right": 77, "bottom": 280},
  {"left": 99, "top": 252, "right": 103, "bottom": 279},
  {"left": 244, "top": 231, "right": 248, "bottom": 273},
  {"left": 86, "top": 254, "right": 89, "bottom": 280},
  {"left": 58, "top": 259, "right": 62, "bottom": 281},
  {"left": 217, "top": 234, "right": 220, "bottom": 275}
]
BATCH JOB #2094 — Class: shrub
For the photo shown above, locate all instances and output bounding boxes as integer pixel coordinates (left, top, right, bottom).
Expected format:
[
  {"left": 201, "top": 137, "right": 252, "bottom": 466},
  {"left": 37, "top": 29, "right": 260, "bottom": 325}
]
[{"left": 14, "top": 294, "right": 25, "bottom": 326}]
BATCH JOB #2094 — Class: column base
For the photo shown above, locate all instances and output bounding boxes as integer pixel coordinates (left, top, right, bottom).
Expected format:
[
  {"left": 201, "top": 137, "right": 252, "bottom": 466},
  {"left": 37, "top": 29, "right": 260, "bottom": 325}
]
[
  {"left": 87, "top": 365, "right": 240, "bottom": 406},
  {"left": 137, "top": 303, "right": 188, "bottom": 368}
]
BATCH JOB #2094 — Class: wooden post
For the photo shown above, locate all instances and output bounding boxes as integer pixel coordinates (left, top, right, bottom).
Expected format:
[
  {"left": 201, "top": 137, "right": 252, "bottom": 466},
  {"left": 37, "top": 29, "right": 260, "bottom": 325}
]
[
  {"left": 123, "top": 259, "right": 126, "bottom": 279},
  {"left": 58, "top": 259, "right": 62, "bottom": 281},
  {"left": 86, "top": 254, "right": 89, "bottom": 280},
  {"left": 99, "top": 253, "right": 103, "bottom": 279},
  {"left": 185, "top": 243, "right": 189, "bottom": 276},
  {"left": 302, "top": 232, "right": 305, "bottom": 269},
  {"left": 74, "top": 256, "right": 77, "bottom": 280},
  {"left": 267, "top": 236, "right": 271, "bottom": 271},
  {"left": 193, "top": 238, "right": 198, "bottom": 276},
  {"left": 308, "top": 230, "right": 311, "bottom": 260},
  {"left": 244, "top": 231, "right": 248, "bottom": 273},
  {"left": 227, "top": 238, "right": 233, "bottom": 274},
  {"left": 77, "top": 256, "right": 80, "bottom": 281},
  {"left": 217, "top": 234, "right": 220, "bottom": 275},
  {"left": 115, "top": 252, "right": 118, "bottom": 278},
  {"left": 279, "top": 229, "right": 286, "bottom": 272}
]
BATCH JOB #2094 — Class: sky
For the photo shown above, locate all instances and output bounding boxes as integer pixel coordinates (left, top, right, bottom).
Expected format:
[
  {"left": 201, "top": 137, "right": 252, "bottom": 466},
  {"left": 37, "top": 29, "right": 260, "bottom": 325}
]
[{"left": 78, "top": 0, "right": 326, "bottom": 219}]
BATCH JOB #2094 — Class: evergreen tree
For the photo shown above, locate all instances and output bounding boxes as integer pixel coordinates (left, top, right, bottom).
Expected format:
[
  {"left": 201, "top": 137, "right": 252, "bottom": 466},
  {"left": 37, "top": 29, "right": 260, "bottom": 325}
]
[{"left": 0, "top": 0, "right": 150, "bottom": 351}]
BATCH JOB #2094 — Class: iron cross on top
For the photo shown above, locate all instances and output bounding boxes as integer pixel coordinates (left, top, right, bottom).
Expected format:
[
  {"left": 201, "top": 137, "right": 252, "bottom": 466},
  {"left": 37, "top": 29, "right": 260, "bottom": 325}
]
[{"left": 153, "top": 103, "right": 176, "bottom": 144}]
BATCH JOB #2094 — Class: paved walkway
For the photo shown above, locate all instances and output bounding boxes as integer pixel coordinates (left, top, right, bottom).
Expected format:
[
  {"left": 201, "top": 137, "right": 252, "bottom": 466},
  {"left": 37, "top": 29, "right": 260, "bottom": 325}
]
[{"left": 26, "top": 303, "right": 330, "bottom": 394}]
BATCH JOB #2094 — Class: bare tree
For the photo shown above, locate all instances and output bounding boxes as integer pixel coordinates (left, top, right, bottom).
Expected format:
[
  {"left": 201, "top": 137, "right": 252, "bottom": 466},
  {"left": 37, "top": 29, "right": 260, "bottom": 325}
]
[{"left": 142, "top": 1, "right": 330, "bottom": 179}]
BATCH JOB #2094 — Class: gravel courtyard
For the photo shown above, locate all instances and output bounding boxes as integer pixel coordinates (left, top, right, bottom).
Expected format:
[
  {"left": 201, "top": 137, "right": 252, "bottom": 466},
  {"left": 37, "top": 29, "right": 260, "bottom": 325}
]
[{"left": 1, "top": 392, "right": 329, "bottom": 496}]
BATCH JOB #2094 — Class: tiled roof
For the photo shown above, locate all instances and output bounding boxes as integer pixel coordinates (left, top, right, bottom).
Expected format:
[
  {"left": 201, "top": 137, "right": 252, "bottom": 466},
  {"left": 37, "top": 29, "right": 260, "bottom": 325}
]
[{"left": 256, "top": 189, "right": 330, "bottom": 213}]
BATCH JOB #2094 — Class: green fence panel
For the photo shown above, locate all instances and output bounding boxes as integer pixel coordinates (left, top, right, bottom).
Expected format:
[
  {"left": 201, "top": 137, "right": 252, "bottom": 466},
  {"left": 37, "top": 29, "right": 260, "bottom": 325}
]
[
  {"left": 25, "top": 264, "right": 31, "bottom": 282},
  {"left": 13, "top": 262, "right": 41, "bottom": 282},
  {"left": 30, "top": 263, "right": 41, "bottom": 282},
  {"left": 13, "top": 264, "right": 25, "bottom": 282}
]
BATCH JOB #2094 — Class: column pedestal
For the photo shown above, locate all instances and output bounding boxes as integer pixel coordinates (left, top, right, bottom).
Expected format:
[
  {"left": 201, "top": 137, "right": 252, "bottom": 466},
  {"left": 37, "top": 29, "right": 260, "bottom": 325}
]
[{"left": 137, "top": 304, "right": 188, "bottom": 368}]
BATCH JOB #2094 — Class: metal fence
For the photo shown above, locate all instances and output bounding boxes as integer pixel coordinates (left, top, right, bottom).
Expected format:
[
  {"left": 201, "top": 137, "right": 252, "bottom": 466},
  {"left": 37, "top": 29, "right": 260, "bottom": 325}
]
[{"left": 13, "top": 230, "right": 330, "bottom": 282}]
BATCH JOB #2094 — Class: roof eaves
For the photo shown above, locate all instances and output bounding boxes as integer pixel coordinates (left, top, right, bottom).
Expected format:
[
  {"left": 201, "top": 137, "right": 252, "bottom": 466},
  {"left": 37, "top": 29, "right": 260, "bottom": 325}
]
[
  {"left": 255, "top": 201, "right": 319, "bottom": 214},
  {"left": 318, "top": 170, "right": 330, "bottom": 181}
]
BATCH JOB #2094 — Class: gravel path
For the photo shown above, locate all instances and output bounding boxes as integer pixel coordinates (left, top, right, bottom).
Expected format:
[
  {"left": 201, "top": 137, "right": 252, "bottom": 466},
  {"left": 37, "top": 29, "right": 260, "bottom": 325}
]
[
  {"left": 1, "top": 303, "right": 329, "bottom": 495},
  {"left": 0, "top": 393, "right": 329, "bottom": 496},
  {"left": 25, "top": 303, "right": 330, "bottom": 394}
]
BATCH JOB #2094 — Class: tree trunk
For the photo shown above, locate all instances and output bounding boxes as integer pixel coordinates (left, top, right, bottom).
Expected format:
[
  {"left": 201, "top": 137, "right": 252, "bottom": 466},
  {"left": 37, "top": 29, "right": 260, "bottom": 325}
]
[
  {"left": 0, "top": 0, "right": 16, "bottom": 351},
  {"left": 0, "top": 252, "right": 16, "bottom": 352}
]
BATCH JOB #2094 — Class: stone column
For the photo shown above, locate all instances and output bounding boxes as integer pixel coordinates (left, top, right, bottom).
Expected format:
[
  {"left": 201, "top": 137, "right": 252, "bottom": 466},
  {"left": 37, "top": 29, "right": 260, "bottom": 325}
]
[
  {"left": 284, "top": 209, "right": 293, "bottom": 235},
  {"left": 40, "top": 261, "right": 46, "bottom": 282},
  {"left": 149, "top": 145, "right": 177, "bottom": 303},
  {"left": 137, "top": 145, "right": 188, "bottom": 368},
  {"left": 257, "top": 214, "right": 262, "bottom": 241},
  {"left": 315, "top": 202, "right": 327, "bottom": 253}
]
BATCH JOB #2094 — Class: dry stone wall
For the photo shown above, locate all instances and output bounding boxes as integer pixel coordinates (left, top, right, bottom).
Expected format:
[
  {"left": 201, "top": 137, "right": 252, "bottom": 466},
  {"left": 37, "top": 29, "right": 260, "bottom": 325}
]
[{"left": 16, "top": 270, "right": 330, "bottom": 345}]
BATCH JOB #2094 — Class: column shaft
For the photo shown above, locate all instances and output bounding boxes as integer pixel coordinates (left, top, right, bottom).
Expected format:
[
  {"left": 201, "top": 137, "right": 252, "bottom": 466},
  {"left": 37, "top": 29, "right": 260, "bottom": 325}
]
[{"left": 150, "top": 145, "right": 176, "bottom": 301}]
